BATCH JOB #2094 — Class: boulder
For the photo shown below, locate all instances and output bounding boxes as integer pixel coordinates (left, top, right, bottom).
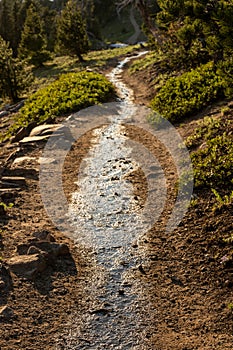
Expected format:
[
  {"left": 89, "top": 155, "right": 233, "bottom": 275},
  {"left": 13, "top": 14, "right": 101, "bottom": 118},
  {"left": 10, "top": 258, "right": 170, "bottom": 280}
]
[{"left": 7, "top": 253, "right": 47, "bottom": 279}]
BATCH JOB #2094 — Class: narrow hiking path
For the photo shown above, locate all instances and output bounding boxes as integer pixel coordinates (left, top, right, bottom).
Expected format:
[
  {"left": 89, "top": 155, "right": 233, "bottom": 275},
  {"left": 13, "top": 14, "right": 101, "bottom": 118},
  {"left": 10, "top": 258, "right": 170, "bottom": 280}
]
[
  {"left": 54, "top": 51, "right": 161, "bottom": 349},
  {"left": 53, "top": 53, "right": 233, "bottom": 349},
  {"left": 0, "top": 51, "right": 232, "bottom": 350}
]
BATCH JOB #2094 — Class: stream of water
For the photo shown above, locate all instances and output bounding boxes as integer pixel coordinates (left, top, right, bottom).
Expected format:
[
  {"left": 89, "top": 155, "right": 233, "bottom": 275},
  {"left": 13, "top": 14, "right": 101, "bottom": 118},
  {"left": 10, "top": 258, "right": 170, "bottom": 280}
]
[{"left": 56, "top": 51, "right": 159, "bottom": 349}]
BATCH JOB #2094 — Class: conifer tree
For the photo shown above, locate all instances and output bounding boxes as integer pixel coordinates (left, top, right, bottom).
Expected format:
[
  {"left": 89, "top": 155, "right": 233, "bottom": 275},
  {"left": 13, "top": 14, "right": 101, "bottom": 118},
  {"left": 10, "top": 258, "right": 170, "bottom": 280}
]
[
  {"left": 18, "top": 3, "right": 50, "bottom": 67},
  {"left": 0, "top": 0, "right": 14, "bottom": 45},
  {"left": 156, "top": 0, "right": 233, "bottom": 65},
  {"left": 0, "top": 36, "right": 33, "bottom": 102},
  {"left": 57, "top": 0, "right": 89, "bottom": 61},
  {"left": 11, "top": 0, "right": 22, "bottom": 56}
]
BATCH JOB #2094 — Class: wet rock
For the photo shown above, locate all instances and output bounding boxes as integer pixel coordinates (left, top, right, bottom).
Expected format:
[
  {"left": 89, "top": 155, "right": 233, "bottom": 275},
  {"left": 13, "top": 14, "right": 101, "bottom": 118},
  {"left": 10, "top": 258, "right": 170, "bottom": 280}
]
[
  {"left": 7, "top": 253, "right": 47, "bottom": 279},
  {"left": 0, "top": 305, "right": 14, "bottom": 320}
]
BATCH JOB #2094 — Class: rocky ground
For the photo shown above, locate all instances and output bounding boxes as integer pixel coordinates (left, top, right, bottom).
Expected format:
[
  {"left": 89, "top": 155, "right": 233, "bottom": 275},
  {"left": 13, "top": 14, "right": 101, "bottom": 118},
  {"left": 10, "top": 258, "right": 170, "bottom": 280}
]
[{"left": 0, "top": 56, "right": 233, "bottom": 349}]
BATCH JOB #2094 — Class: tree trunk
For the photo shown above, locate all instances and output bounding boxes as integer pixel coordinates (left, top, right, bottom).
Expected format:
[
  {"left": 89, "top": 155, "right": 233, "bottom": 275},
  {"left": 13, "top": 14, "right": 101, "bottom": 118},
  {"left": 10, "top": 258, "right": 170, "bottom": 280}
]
[
  {"left": 137, "top": 1, "right": 163, "bottom": 45},
  {"left": 77, "top": 53, "right": 85, "bottom": 62}
]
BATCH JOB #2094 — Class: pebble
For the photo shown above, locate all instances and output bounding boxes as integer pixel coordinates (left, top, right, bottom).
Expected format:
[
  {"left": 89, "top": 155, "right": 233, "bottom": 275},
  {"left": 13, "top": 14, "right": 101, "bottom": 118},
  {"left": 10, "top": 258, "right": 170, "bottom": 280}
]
[{"left": 0, "top": 305, "right": 14, "bottom": 320}]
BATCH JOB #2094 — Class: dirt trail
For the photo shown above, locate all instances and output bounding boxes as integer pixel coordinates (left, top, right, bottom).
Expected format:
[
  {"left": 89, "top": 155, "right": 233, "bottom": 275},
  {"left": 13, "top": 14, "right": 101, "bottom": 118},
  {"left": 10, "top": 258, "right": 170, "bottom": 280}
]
[{"left": 0, "top": 52, "right": 232, "bottom": 349}]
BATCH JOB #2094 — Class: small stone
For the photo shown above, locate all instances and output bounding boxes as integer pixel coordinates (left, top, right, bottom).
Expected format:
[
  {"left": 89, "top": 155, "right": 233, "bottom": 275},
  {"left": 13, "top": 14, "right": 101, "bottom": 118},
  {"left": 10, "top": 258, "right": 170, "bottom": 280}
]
[
  {"left": 224, "top": 280, "right": 233, "bottom": 288},
  {"left": 10, "top": 122, "right": 37, "bottom": 143},
  {"left": 0, "top": 264, "right": 11, "bottom": 290},
  {"left": 16, "top": 241, "right": 69, "bottom": 259},
  {"left": 0, "top": 111, "right": 9, "bottom": 118},
  {"left": 0, "top": 279, "right": 6, "bottom": 289},
  {"left": 7, "top": 254, "right": 47, "bottom": 279},
  {"left": 131, "top": 240, "right": 138, "bottom": 248},
  {"left": 138, "top": 264, "right": 146, "bottom": 275},
  {"left": 32, "top": 230, "right": 56, "bottom": 242},
  {"left": 0, "top": 305, "right": 14, "bottom": 320},
  {"left": 27, "top": 246, "right": 42, "bottom": 255}
]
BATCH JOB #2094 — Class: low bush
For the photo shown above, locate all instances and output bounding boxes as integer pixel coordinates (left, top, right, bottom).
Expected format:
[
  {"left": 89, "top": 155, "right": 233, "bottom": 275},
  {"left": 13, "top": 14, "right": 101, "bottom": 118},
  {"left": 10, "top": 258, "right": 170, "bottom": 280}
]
[
  {"left": 187, "top": 113, "right": 233, "bottom": 198},
  {"left": 10, "top": 71, "right": 114, "bottom": 132},
  {"left": 151, "top": 62, "right": 224, "bottom": 122},
  {"left": 191, "top": 133, "right": 233, "bottom": 190}
]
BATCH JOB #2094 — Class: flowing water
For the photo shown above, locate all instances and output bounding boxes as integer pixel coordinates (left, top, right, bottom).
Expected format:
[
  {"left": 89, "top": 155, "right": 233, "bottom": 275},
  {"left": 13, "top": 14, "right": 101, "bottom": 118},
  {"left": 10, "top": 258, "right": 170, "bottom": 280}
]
[{"left": 56, "top": 51, "right": 160, "bottom": 349}]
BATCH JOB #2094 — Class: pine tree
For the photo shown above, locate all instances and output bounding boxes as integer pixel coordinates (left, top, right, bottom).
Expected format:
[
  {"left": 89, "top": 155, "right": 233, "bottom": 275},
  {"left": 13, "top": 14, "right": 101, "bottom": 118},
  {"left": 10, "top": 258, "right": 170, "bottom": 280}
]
[
  {"left": 0, "top": 36, "right": 33, "bottom": 102},
  {"left": 57, "top": 0, "right": 89, "bottom": 61},
  {"left": 40, "top": 5, "right": 57, "bottom": 51},
  {"left": 11, "top": 0, "right": 22, "bottom": 56},
  {"left": 0, "top": 0, "right": 14, "bottom": 45},
  {"left": 156, "top": 0, "right": 233, "bottom": 65},
  {"left": 18, "top": 3, "right": 50, "bottom": 67}
]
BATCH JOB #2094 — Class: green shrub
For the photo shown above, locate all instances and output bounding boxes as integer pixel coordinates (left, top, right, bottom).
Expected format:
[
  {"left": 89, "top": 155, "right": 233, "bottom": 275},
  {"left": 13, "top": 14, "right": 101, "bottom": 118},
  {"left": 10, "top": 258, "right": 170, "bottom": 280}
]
[
  {"left": 11, "top": 71, "right": 114, "bottom": 132},
  {"left": 217, "top": 57, "right": 233, "bottom": 98},
  {"left": 151, "top": 62, "right": 224, "bottom": 122},
  {"left": 191, "top": 133, "right": 233, "bottom": 190},
  {"left": 185, "top": 115, "right": 231, "bottom": 148}
]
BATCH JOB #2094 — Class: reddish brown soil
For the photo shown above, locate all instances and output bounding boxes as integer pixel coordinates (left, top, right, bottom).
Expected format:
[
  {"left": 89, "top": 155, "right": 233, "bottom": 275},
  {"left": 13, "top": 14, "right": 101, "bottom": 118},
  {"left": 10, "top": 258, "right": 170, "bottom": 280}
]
[{"left": 0, "top": 58, "right": 232, "bottom": 349}]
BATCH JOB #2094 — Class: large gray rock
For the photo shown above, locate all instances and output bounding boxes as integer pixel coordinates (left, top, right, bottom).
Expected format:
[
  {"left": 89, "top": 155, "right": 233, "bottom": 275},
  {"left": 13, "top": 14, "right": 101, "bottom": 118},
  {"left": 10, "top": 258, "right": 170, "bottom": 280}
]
[{"left": 7, "top": 253, "right": 47, "bottom": 279}]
